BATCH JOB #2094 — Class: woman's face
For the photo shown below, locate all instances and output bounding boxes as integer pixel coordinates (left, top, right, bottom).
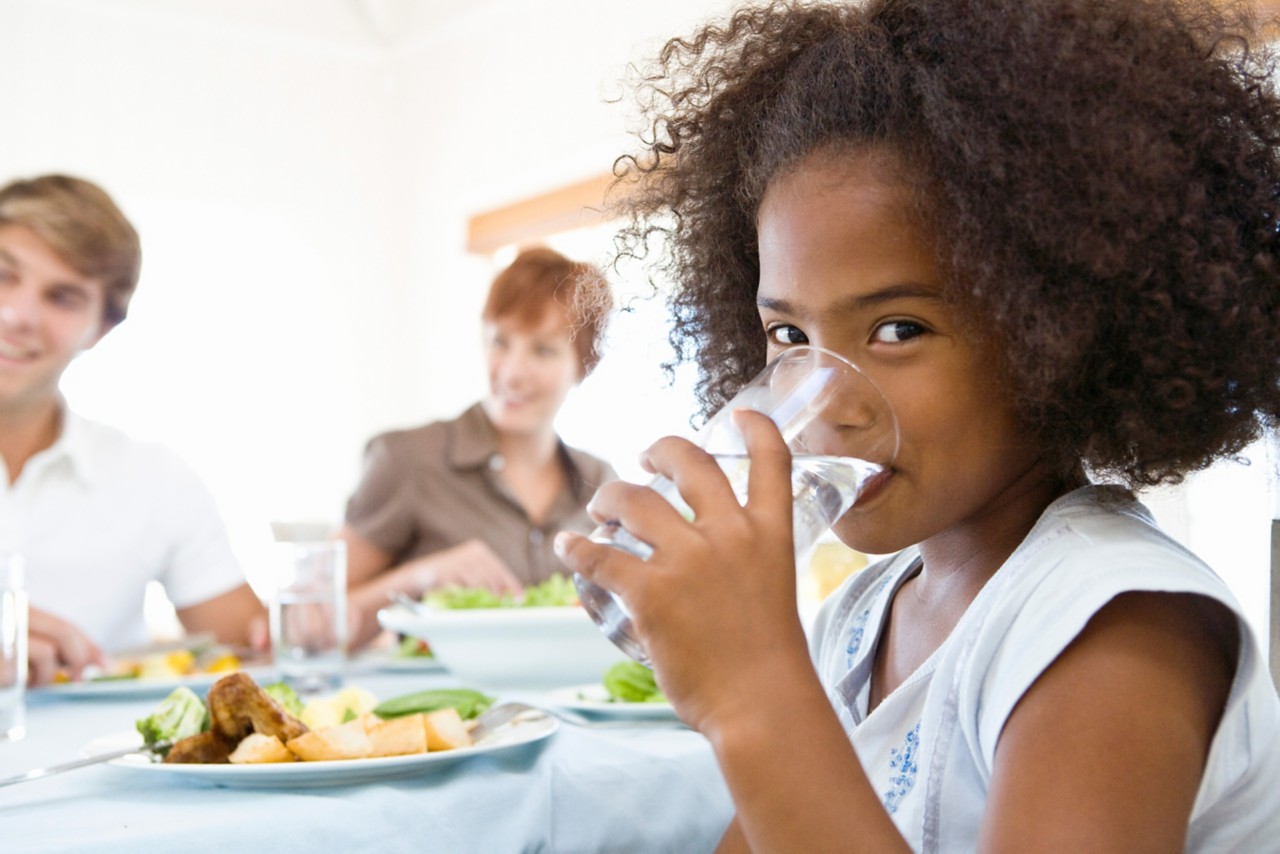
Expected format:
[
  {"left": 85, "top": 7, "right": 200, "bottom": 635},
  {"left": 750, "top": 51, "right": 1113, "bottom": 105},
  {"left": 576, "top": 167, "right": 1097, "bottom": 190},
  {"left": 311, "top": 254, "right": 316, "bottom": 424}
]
[
  {"left": 755, "top": 152, "right": 1049, "bottom": 555},
  {"left": 481, "top": 306, "right": 581, "bottom": 439}
]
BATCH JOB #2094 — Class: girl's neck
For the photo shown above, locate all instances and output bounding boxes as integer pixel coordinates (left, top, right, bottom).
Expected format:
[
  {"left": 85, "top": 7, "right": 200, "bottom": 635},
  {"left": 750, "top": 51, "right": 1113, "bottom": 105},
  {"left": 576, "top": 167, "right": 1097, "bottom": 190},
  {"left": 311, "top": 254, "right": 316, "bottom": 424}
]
[
  {"left": 0, "top": 397, "right": 62, "bottom": 484},
  {"left": 914, "top": 466, "right": 1082, "bottom": 602}
]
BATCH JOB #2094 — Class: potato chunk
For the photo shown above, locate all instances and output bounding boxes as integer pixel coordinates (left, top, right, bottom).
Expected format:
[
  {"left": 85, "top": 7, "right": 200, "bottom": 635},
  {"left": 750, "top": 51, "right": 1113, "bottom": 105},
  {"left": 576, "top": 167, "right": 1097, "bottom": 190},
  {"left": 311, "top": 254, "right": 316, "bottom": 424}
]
[
  {"left": 286, "top": 718, "right": 374, "bottom": 761},
  {"left": 229, "top": 733, "right": 295, "bottom": 764},
  {"left": 367, "top": 714, "right": 428, "bottom": 757},
  {"left": 422, "top": 707, "right": 473, "bottom": 751}
]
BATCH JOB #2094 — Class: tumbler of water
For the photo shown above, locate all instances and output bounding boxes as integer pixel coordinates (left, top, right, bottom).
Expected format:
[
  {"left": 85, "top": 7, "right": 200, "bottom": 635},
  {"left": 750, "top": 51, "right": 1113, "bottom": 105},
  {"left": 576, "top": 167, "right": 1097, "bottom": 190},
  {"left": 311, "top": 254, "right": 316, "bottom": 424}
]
[
  {"left": 0, "top": 553, "right": 27, "bottom": 742},
  {"left": 268, "top": 540, "right": 348, "bottom": 694},
  {"left": 574, "top": 345, "right": 898, "bottom": 664}
]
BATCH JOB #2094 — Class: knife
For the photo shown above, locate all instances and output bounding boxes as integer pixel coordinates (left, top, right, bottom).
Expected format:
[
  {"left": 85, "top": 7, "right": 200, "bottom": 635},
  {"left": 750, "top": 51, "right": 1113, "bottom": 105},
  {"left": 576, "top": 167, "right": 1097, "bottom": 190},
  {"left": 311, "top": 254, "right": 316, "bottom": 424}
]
[{"left": 0, "top": 741, "right": 167, "bottom": 788}]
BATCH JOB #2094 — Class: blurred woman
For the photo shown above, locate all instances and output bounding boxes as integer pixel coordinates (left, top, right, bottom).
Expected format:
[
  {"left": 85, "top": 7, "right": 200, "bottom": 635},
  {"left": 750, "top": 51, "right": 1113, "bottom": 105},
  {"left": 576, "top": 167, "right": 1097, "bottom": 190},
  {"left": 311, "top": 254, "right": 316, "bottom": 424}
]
[{"left": 341, "top": 247, "right": 616, "bottom": 647}]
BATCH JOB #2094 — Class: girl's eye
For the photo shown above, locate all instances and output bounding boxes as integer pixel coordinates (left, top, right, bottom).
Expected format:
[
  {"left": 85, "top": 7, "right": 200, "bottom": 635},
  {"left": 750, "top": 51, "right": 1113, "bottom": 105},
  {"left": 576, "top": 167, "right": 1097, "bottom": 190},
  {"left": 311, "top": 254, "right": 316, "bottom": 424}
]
[
  {"left": 766, "top": 324, "right": 809, "bottom": 346},
  {"left": 871, "top": 320, "right": 926, "bottom": 344}
]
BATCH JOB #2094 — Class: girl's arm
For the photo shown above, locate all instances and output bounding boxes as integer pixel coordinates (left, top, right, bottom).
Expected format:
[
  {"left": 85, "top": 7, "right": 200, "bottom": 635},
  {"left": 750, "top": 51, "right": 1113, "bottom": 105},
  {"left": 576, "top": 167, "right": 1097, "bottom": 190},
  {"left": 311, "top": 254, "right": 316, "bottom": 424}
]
[{"left": 979, "top": 590, "right": 1236, "bottom": 851}]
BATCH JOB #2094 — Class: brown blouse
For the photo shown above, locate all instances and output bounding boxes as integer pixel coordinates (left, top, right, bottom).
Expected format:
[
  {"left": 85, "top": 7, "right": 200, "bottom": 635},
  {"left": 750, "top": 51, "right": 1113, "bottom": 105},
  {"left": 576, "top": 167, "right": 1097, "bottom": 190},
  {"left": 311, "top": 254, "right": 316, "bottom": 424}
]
[{"left": 344, "top": 404, "right": 617, "bottom": 586}]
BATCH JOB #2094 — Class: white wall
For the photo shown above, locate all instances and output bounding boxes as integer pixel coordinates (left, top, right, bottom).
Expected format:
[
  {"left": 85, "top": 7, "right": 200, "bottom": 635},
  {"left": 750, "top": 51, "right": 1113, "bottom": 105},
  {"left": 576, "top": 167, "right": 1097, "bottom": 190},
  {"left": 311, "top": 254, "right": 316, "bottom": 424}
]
[
  {"left": 1, "top": 0, "right": 734, "bottom": 585},
  {"left": 2, "top": 0, "right": 1273, "bottom": 650}
]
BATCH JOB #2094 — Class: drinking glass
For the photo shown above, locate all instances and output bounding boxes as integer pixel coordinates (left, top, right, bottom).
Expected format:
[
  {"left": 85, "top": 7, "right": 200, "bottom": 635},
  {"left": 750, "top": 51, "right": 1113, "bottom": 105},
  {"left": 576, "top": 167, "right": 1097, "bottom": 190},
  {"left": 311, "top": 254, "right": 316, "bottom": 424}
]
[
  {"left": 267, "top": 540, "right": 348, "bottom": 694},
  {"left": 0, "top": 554, "right": 27, "bottom": 742},
  {"left": 575, "top": 345, "right": 898, "bottom": 663}
]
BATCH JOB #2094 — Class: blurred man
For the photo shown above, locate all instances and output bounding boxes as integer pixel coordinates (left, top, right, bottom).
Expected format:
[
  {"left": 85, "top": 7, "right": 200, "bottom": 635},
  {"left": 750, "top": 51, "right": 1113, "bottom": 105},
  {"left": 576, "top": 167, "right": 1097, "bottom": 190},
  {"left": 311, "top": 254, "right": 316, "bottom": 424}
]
[{"left": 0, "top": 174, "right": 263, "bottom": 684}]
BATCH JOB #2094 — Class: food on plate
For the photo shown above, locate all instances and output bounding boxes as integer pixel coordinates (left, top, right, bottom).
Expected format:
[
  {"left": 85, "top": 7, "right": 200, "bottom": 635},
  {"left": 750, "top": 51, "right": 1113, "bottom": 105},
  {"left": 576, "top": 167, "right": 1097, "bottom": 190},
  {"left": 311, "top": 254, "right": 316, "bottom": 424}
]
[
  {"left": 601, "top": 662, "right": 667, "bottom": 704},
  {"left": 228, "top": 733, "right": 294, "bottom": 764},
  {"left": 396, "top": 636, "right": 434, "bottom": 659},
  {"left": 135, "top": 686, "right": 210, "bottom": 756},
  {"left": 372, "top": 687, "right": 494, "bottom": 720},
  {"left": 423, "top": 572, "right": 578, "bottom": 609},
  {"left": 262, "top": 681, "right": 305, "bottom": 716},
  {"left": 137, "top": 673, "right": 495, "bottom": 764},
  {"left": 57, "top": 643, "right": 243, "bottom": 684},
  {"left": 207, "top": 672, "right": 309, "bottom": 747},
  {"left": 299, "top": 686, "right": 379, "bottom": 730}
]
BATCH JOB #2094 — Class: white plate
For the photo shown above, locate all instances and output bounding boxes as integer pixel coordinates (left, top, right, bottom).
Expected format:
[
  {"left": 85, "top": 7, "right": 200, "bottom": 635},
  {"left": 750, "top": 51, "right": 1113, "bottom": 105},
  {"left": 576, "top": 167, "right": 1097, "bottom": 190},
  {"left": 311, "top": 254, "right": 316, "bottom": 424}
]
[
  {"left": 549, "top": 683, "right": 679, "bottom": 720},
  {"left": 30, "top": 668, "right": 272, "bottom": 700},
  {"left": 348, "top": 650, "right": 446, "bottom": 675},
  {"left": 82, "top": 715, "right": 558, "bottom": 788}
]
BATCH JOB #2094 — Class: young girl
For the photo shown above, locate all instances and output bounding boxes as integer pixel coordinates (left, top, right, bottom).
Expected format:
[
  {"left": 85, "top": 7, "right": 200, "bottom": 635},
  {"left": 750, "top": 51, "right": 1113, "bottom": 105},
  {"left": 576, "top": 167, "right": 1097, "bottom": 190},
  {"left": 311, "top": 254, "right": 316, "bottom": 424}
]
[{"left": 555, "top": 0, "right": 1280, "bottom": 850}]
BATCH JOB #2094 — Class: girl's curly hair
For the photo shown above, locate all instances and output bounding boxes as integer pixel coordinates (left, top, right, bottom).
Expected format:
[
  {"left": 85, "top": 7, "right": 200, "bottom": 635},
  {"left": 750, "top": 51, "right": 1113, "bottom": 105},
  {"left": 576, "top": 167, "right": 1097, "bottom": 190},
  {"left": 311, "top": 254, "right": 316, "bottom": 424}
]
[{"left": 611, "top": 0, "right": 1280, "bottom": 487}]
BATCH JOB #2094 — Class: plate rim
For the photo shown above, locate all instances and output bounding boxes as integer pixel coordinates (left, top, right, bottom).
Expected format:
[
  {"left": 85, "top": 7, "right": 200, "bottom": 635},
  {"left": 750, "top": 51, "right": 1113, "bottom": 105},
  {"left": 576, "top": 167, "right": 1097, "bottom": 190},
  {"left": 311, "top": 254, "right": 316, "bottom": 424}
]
[
  {"left": 548, "top": 683, "right": 678, "bottom": 719},
  {"left": 30, "top": 666, "right": 274, "bottom": 699},
  {"left": 83, "top": 714, "right": 558, "bottom": 784}
]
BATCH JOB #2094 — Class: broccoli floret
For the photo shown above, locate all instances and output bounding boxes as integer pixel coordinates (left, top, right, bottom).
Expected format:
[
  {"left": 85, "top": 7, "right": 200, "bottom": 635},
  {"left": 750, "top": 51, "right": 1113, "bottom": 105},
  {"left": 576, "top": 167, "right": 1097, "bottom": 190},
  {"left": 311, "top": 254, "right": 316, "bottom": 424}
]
[
  {"left": 135, "top": 686, "right": 209, "bottom": 754},
  {"left": 262, "top": 681, "right": 304, "bottom": 716}
]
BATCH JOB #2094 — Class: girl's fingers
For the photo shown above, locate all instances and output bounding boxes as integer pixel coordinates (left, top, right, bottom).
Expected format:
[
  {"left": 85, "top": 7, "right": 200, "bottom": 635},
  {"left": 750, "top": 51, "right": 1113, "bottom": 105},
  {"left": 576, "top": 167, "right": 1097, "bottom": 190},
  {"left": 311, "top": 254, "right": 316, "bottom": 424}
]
[
  {"left": 585, "top": 478, "right": 694, "bottom": 557},
  {"left": 555, "top": 530, "right": 642, "bottom": 598},
  {"left": 734, "top": 409, "right": 796, "bottom": 522},
  {"left": 638, "top": 435, "right": 741, "bottom": 518}
]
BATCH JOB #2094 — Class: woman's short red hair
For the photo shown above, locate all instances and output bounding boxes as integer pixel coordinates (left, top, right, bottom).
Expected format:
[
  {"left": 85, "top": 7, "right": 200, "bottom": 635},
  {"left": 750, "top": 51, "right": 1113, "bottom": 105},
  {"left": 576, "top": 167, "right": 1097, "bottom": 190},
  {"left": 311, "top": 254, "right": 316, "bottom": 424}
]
[{"left": 482, "top": 246, "right": 613, "bottom": 377}]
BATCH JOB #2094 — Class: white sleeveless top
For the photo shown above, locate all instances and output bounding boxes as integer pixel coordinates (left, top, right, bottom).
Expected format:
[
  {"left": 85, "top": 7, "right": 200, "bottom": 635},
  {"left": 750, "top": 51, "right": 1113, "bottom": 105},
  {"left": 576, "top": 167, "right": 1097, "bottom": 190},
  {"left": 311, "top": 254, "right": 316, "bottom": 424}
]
[{"left": 809, "top": 485, "right": 1280, "bottom": 852}]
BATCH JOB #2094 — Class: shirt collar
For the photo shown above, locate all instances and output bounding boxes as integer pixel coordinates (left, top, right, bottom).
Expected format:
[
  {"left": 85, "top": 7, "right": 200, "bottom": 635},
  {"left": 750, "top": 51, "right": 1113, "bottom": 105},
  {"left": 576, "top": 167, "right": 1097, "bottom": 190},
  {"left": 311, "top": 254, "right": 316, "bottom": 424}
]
[
  {"left": 14, "top": 403, "right": 97, "bottom": 487},
  {"left": 446, "top": 402, "right": 596, "bottom": 502},
  {"left": 447, "top": 403, "right": 502, "bottom": 470}
]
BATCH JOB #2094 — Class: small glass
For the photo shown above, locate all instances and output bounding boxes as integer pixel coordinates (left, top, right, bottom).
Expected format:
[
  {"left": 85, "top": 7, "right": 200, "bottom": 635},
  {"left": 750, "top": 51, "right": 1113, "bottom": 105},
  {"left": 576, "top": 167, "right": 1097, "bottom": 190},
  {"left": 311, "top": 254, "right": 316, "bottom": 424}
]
[
  {"left": 575, "top": 345, "right": 898, "bottom": 663},
  {"left": 0, "top": 554, "right": 28, "bottom": 742},
  {"left": 267, "top": 540, "right": 348, "bottom": 694}
]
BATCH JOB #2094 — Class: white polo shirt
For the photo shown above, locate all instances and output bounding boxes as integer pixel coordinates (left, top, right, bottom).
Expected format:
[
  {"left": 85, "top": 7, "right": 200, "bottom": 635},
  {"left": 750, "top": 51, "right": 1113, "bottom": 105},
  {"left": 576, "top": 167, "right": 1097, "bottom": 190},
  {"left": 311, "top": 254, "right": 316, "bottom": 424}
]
[{"left": 0, "top": 409, "right": 246, "bottom": 651}]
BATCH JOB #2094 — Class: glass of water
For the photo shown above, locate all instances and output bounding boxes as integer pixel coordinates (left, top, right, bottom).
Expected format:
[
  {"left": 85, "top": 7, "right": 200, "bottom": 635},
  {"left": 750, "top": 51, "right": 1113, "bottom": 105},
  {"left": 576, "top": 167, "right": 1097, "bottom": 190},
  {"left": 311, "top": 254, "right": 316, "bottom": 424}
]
[
  {"left": 268, "top": 540, "right": 348, "bottom": 694},
  {"left": 0, "top": 553, "right": 27, "bottom": 742},
  {"left": 574, "top": 345, "right": 899, "bottom": 664}
]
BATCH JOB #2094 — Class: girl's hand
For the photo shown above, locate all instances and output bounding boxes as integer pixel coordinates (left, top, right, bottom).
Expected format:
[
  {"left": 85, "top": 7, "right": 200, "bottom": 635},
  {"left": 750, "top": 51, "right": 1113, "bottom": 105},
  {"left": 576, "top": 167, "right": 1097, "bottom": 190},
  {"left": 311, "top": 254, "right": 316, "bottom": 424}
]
[{"left": 556, "top": 410, "right": 815, "bottom": 734}]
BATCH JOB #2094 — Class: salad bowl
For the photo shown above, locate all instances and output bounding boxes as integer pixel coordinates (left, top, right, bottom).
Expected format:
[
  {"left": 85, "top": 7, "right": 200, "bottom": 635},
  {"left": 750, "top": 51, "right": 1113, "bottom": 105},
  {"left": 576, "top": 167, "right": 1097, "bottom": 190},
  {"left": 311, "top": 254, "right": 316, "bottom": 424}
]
[{"left": 378, "top": 603, "right": 628, "bottom": 688}]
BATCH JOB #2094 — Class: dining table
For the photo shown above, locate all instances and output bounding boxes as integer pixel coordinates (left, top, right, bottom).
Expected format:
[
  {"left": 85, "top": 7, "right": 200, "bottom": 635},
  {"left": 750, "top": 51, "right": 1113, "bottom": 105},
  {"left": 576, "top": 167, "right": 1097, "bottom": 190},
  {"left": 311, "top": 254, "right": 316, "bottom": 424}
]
[{"left": 0, "top": 662, "right": 734, "bottom": 853}]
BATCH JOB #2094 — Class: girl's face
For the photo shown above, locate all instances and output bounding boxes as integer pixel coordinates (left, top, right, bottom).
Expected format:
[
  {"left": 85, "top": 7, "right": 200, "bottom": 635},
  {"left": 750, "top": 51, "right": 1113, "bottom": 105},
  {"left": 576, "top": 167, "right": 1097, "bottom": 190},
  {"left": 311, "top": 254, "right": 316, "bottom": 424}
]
[
  {"left": 481, "top": 306, "right": 581, "bottom": 439},
  {"left": 755, "top": 152, "right": 1050, "bottom": 556}
]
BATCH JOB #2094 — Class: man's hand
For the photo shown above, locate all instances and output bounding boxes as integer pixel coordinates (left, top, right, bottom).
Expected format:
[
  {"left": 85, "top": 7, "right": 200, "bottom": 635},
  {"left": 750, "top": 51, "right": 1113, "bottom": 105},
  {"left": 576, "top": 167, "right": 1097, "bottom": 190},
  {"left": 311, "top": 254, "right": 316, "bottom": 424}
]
[{"left": 27, "top": 607, "right": 106, "bottom": 685}]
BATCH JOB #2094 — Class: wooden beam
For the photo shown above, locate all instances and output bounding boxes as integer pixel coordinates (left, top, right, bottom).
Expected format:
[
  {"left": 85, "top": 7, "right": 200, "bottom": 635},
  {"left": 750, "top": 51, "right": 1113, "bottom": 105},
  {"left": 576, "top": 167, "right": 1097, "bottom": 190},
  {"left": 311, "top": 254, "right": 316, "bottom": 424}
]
[{"left": 466, "top": 172, "right": 619, "bottom": 255}]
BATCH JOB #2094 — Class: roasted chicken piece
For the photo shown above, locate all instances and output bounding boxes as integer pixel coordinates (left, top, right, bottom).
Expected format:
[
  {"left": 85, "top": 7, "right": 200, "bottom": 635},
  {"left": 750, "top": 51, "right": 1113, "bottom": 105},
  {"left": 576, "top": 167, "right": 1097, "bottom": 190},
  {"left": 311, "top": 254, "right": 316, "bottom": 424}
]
[
  {"left": 164, "top": 672, "right": 308, "bottom": 764},
  {"left": 208, "top": 671, "right": 309, "bottom": 743},
  {"left": 165, "top": 730, "right": 235, "bottom": 764}
]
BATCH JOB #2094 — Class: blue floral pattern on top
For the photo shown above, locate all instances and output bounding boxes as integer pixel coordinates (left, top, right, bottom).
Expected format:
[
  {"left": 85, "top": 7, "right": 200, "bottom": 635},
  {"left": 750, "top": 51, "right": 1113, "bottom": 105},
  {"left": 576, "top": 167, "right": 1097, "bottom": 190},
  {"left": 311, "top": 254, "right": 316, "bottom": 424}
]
[
  {"left": 883, "top": 720, "right": 922, "bottom": 814},
  {"left": 845, "top": 574, "right": 893, "bottom": 667}
]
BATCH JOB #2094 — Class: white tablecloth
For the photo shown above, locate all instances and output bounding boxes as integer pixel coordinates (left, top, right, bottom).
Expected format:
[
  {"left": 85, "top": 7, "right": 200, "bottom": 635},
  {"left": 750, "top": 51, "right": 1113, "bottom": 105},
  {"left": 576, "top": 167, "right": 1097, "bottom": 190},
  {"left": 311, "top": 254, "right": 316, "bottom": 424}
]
[{"left": 0, "top": 669, "right": 733, "bottom": 853}]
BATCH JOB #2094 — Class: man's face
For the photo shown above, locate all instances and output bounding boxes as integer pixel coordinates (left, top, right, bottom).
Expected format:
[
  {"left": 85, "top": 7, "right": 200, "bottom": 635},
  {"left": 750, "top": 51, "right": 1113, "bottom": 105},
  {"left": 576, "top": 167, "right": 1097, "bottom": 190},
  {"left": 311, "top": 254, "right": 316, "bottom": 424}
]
[{"left": 0, "top": 224, "right": 109, "bottom": 414}]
